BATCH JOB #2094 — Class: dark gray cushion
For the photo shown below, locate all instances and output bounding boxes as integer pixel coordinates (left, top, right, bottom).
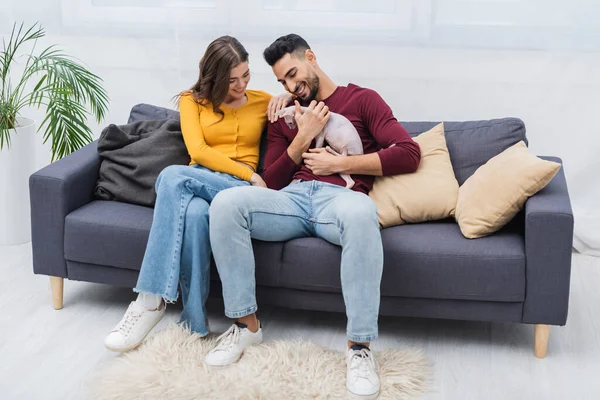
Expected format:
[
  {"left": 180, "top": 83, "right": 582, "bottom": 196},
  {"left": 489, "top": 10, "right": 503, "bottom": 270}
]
[
  {"left": 279, "top": 218, "right": 526, "bottom": 302},
  {"left": 64, "top": 200, "right": 284, "bottom": 285},
  {"left": 401, "top": 118, "right": 527, "bottom": 185},
  {"left": 95, "top": 120, "right": 190, "bottom": 207}
]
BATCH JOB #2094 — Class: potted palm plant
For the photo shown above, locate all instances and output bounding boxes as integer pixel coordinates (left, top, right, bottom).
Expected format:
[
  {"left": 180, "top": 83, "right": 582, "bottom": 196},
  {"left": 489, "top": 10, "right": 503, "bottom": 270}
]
[{"left": 0, "top": 22, "right": 109, "bottom": 245}]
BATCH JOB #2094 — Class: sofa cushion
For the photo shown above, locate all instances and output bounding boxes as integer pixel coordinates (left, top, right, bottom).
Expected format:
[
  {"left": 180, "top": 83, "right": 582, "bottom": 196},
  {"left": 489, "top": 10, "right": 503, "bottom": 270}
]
[
  {"left": 65, "top": 200, "right": 153, "bottom": 270},
  {"left": 380, "top": 218, "right": 526, "bottom": 301},
  {"left": 279, "top": 218, "right": 525, "bottom": 302},
  {"left": 400, "top": 118, "right": 527, "bottom": 185},
  {"left": 64, "top": 200, "right": 283, "bottom": 286},
  {"left": 456, "top": 141, "right": 561, "bottom": 239},
  {"left": 369, "top": 122, "right": 459, "bottom": 227}
]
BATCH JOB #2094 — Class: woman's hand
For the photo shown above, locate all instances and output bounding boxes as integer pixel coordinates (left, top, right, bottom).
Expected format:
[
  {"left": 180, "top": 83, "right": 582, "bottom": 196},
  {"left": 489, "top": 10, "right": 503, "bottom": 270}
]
[
  {"left": 250, "top": 173, "right": 268, "bottom": 188},
  {"left": 267, "top": 92, "right": 294, "bottom": 123}
]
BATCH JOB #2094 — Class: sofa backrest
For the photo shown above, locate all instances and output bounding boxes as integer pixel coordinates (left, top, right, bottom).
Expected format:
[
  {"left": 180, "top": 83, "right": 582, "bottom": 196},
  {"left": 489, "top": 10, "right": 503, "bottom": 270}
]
[
  {"left": 128, "top": 103, "right": 180, "bottom": 123},
  {"left": 401, "top": 118, "right": 528, "bottom": 185},
  {"left": 128, "top": 105, "right": 527, "bottom": 185}
]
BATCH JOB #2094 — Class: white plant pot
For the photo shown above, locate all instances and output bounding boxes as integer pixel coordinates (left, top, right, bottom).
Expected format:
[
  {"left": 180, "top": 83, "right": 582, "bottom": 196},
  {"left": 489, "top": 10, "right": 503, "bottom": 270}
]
[{"left": 0, "top": 117, "right": 36, "bottom": 245}]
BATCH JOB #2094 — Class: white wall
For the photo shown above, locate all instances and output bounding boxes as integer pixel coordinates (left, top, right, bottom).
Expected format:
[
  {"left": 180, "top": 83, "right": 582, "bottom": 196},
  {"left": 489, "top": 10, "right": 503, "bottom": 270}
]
[{"left": 2, "top": 0, "right": 599, "bottom": 254}]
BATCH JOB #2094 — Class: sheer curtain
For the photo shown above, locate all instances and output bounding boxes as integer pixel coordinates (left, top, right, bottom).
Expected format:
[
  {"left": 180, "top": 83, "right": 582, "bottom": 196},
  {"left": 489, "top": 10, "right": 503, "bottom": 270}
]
[{"left": 3, "top": 0, "right": 599, "bottom": 255}]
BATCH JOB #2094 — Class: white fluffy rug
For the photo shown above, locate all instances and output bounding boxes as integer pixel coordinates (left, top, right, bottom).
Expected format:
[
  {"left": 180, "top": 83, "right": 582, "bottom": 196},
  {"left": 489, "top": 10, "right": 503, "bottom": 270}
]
[{"left": 88, "top": 324, "right": 430, "bottom": 400}]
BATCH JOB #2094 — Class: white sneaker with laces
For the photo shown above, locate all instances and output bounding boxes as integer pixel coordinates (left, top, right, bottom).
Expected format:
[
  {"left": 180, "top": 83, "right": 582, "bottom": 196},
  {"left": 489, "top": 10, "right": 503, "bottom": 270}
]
[
  {"left": 346, "top": 345, "right": 381, "bottom": 399},
  {"left": 204, "top": 321, "right": 263, "bottom": 367},
  {"left": 104, "top": 301, "right": 165, "bottom": 352}
]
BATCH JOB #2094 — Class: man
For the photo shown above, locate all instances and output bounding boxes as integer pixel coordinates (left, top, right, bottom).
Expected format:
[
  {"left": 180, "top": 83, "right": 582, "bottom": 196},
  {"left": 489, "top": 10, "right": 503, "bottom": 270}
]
[{"left": 205, "top": 34, "right": 421, "bottom": 398}]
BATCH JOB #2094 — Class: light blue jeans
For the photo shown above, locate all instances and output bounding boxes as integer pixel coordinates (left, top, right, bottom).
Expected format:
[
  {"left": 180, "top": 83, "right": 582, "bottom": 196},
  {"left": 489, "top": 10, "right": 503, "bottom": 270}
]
[
  {"left": 209, "top": 180, "right": 384, "bottom": 343},
  {"left": 134, "top": 164, "right": 250, "bottom": 336}
]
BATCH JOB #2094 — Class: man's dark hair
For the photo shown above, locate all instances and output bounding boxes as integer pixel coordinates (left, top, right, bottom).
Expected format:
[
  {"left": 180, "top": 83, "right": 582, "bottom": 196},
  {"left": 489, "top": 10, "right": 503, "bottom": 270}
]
[{"left": 263, "top": 34, "right": 311, "bottom": 66}]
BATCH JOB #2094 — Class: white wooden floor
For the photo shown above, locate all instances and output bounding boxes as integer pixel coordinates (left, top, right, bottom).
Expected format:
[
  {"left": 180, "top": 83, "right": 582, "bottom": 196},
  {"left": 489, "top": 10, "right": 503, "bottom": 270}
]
[{"left": 0, "top": 243, "right": 599, "bottom": 400}]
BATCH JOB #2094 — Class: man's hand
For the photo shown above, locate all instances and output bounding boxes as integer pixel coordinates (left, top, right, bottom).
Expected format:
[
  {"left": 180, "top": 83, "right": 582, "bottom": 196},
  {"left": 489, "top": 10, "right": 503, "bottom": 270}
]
[
  {"left": 266, "top": 92, "right": 294, "bottom": 123},
  {"left": 302, "top": 147, "right": 343, "bottom": 176},
  {"left": 294, "top": 100, "right": 330, "bottom": 142},
  {"left": 286, "top": 100, "right": 331, "bottom": 165},
  {"left": 250, "top": 173, "right": 268, "bottom": 188}
]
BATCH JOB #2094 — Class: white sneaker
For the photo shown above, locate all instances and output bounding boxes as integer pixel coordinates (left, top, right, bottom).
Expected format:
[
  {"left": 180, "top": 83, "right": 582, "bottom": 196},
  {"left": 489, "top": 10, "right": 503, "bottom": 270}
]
[
  {"left": 205, "top": 321, "right": 263, "bottom": 367},
  {"left": 104, "top": 301, "right": 165, "bottom": 352},
  {"left": 346, "top": 345, "right": 381, "bottom": 399}
]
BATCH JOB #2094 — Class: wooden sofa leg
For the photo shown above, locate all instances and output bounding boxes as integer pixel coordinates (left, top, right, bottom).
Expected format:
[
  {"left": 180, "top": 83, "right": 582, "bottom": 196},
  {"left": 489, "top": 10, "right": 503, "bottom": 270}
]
[
  {"left": 50, "top": 277, "right": 64, "bottom": 310},
  {"left": 534, "top": 324, "right": 550, "bottom": 358}
]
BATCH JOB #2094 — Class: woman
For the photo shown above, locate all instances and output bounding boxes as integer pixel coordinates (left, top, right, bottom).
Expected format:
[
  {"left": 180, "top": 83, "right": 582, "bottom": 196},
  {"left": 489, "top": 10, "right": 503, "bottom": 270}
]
[{"left": 104, "top": 36, "right": 291, "bottom": 352}]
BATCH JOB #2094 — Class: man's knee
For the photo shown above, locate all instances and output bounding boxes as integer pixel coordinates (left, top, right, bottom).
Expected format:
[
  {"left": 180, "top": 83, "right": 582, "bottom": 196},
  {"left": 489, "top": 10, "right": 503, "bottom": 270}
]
[
  {"left": 337, "top": 194, "right": 378, "bottom": 227},
  {"left": 210, "top": 187, "right": 245, "bottom": 221},
  {"left": 210, "top": 186, "right": 268, "bottom": 223}
]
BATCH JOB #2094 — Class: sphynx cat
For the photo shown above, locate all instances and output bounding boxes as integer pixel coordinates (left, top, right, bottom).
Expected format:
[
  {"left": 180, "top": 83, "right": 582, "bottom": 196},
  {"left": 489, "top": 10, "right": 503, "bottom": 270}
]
[{"left": 276, "top": 106, "right": 364, "bottom": 189}]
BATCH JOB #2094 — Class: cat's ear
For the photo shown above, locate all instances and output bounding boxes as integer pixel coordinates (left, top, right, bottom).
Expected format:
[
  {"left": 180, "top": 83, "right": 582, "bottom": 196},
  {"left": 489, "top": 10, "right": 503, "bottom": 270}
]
[{"left": 284, "top": 113, "right": 297, "bottom": 129}]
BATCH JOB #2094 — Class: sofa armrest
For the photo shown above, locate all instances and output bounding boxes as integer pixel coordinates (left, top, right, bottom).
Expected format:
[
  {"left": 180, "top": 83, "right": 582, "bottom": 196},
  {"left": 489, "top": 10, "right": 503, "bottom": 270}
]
[
  {"left": 29, "top": 141, "right": 101, "bottom": 278},
  {"left": 522, "top": 156, "right": 574, "bottom": 325}
]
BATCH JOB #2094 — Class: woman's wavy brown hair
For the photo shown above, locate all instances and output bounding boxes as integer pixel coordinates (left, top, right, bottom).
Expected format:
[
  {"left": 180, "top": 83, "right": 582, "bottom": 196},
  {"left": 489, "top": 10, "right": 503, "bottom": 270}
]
[{"left": 176, "top": 36, "right": 249, "bottom": 116}]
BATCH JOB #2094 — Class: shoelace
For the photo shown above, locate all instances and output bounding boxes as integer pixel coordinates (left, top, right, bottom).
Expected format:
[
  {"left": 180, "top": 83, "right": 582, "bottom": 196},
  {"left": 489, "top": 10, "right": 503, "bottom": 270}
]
[
  {"left": 214, "top": 324, "right": 241, "bottom": 351},
  {"left": 116, "top": 308, "right": 142, "bottom": 336},
  {"left": 349, "top": 349, "right": 377, "bottom": 379}
]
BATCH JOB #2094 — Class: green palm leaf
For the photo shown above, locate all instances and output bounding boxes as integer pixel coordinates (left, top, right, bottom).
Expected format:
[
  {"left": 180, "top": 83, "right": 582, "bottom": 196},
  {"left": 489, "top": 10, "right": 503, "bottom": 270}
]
[{"left": 0, "top": 22, "right": 109, "bottom": 160}]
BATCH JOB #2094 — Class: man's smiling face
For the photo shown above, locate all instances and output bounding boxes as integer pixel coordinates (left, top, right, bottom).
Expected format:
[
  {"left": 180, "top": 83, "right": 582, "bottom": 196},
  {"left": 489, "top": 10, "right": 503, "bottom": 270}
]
[{"left": 272, "top": 52, "right": 320, "bottom": 103}]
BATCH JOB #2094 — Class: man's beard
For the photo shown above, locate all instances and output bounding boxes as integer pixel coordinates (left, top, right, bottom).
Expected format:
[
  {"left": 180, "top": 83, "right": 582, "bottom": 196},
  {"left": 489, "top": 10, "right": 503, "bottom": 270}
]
[{"left": 298, "top": 72, "right": 320, "bottom": 104}]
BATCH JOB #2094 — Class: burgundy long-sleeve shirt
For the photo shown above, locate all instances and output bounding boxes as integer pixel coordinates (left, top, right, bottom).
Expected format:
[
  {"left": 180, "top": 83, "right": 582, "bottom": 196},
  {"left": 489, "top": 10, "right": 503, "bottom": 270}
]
[{"left": 262, "top": 84, "right": 421, "bottom": 194}]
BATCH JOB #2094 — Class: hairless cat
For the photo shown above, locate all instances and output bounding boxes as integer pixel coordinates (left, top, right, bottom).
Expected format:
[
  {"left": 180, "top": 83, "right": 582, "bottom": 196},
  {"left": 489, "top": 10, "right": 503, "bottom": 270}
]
[{"left": 276, "top": 106, "right": 364, "bottom": 189}]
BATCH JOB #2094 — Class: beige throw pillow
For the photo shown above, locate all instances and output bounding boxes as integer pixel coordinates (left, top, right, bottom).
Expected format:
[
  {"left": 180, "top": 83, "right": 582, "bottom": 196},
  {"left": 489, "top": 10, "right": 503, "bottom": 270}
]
[
  {"left": 455, "top": 140, "right": 561, "bottom": 239},
  {"left": 369, "top": 123, "right": 459, "bottom": 228}
]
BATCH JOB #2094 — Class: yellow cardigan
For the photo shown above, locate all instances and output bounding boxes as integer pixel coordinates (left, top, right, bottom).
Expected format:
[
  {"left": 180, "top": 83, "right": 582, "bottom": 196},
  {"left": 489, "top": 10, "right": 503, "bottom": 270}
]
[{"left": 179, "top": 90, "right": 272, "bottom": 181}]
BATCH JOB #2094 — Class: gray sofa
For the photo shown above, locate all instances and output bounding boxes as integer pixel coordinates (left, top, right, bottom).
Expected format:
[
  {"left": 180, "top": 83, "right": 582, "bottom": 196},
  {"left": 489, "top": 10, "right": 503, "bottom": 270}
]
[{"left": 29, "top": 104, "right": 574, "bottom": 358}]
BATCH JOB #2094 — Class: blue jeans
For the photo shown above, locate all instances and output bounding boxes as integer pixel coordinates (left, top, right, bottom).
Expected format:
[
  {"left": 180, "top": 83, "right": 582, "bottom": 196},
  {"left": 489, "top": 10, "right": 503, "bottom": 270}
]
[
  {"left": 134, "top": 164, "right": 250, "bottom": 336},
  {"left": 209, "top": 180, "right": 384, "bottom": 343}
]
